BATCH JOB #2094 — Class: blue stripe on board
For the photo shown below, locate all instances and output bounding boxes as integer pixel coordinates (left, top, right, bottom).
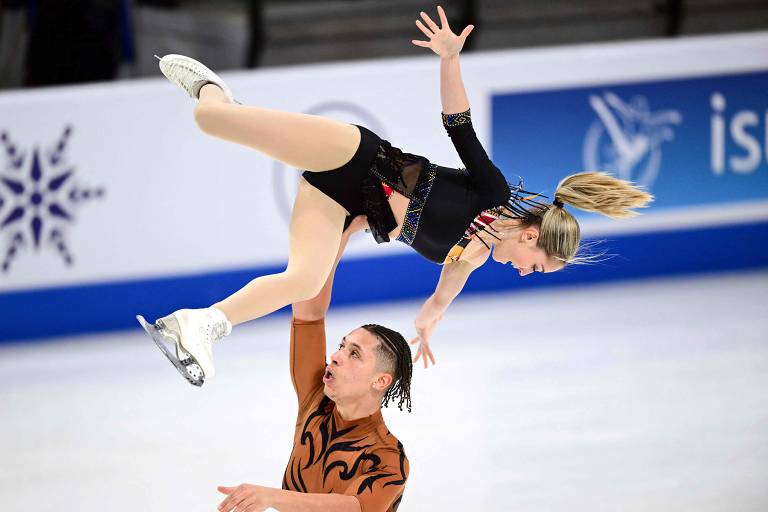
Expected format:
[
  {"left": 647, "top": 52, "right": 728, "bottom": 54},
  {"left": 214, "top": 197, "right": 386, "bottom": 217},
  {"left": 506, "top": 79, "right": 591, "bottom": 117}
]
[{"left": 2, "top": 220, "right": 767, "bottom": 343}]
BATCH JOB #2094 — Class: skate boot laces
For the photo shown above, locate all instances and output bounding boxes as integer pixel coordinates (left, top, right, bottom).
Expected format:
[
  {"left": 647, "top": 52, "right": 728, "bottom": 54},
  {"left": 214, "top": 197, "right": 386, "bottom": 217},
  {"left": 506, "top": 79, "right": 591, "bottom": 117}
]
[
  {"left": 155, "top": 54, "right": 233, "bottom": 102},
  {"left": 207, "top": 320, "right": 229, "bottom": 343}
]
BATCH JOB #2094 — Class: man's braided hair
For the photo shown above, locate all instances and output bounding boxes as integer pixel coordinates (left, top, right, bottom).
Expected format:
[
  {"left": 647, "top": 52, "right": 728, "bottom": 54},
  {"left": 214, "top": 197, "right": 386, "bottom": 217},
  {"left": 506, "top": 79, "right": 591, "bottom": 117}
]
[{"left": 361, "top": 324, "right": 413, "bottom": 413}]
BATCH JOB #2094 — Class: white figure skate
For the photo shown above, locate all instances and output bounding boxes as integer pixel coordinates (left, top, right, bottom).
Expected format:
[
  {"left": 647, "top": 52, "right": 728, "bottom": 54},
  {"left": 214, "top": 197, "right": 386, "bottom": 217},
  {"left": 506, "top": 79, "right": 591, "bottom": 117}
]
[
  {"left": 155, "top": 53, "right": 234, "bottom": 103},
  {"left": 137, "top": 307, "right": 231, "bottom": 387}
]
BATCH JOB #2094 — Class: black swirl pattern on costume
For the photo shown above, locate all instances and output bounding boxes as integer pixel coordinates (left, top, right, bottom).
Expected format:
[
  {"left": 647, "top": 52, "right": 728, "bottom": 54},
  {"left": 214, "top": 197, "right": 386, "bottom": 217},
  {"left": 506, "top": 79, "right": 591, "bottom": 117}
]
[
  {"left": 289, "top": 459, "right": 307, "bottom": 493},
  {"left": 383, "top": 441, "right": 407, "bottom": 488},
  {"left": 322, "top": 435, "right": 374, "bottom": 468},
  {"left": 324, "top": 452, "right": 386, "bottom": 487},
  {"left": 284, "top": 395, "right": 408, "bottom": 502},
  {"left": 357, "top": 470, "right": 396, "bottom": 494},
  {"left": 299, "top": 396, "right": 331, "bottom": 468}
]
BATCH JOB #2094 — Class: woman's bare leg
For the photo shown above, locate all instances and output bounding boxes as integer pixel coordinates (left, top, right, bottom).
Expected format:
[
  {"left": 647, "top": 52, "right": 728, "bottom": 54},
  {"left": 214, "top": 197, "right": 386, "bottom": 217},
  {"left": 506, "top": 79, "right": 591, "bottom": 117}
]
[
  {"left": 212, "top": 177, "right": 347, "bottom": 326},
  {"left": 194, "top": 84, "right": 361, "bottom": 172}
]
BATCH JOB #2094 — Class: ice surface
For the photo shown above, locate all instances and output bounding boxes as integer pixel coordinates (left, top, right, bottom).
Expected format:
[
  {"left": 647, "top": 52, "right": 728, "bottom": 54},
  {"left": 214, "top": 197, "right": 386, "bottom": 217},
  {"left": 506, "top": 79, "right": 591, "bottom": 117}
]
[{"left": 1, "top": 271, "right": 767, "bottom": 511}]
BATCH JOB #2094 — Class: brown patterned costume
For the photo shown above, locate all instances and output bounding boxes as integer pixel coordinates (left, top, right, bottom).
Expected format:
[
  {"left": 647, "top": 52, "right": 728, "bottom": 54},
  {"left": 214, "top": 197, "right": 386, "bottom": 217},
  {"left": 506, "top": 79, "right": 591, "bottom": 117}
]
[{"left": 282, "top": 317, "right": 409, "bottom": 512}]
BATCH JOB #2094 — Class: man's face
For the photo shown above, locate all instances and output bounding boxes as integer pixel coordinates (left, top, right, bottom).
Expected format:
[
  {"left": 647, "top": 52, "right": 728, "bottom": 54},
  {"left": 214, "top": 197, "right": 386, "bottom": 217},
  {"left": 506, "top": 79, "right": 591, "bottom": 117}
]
[{"left": 323, "top": 328, "right": 389, "bottom": 403}]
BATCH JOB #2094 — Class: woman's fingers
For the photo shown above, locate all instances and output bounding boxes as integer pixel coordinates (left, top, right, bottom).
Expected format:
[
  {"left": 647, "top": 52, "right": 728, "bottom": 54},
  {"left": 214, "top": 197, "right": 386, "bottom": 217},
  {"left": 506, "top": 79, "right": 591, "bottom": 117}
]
[
  {"left": 437, "top": 5, "right": 450, "bottom": 30},
  {"left": 415, "top": 19, "right": 433, "bottom": 38},
  {"left": 410, "top": 337, "right": 425, "bottom": 364},
  {"left": 459, "top": 25, "right": 474, "bottom": 40},
  {"left": 411, "top": 336, "right": 423, "bottom": 363},
  {"left": 410, "top": 333, "right": 435, "bottom": 366},
  {"left": 411, "top": 39, "right": 430, "bottom": 48},
  {"left": 420, "top": 10, "right": 440, "bottom": 32},
  {"left": 427, "top": 346, "right": 436, "bottom": 366}
]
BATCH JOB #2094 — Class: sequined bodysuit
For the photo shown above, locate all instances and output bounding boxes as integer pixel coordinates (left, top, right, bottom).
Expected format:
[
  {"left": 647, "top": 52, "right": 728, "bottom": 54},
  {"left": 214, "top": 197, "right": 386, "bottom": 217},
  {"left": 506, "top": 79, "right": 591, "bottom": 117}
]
[
  {"left": 369, "top": 109, "right": 513, "bottom": 264},
  {"left": 302, "top": 109, "right": 522, "bottom": 264}
]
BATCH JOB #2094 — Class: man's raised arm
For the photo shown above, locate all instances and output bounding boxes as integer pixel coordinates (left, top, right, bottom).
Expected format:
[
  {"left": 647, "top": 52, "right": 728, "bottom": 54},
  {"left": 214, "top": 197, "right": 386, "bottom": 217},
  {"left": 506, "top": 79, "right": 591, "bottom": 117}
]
[{"left": 289, "top": 216, "right": 368, "bottom": 405}]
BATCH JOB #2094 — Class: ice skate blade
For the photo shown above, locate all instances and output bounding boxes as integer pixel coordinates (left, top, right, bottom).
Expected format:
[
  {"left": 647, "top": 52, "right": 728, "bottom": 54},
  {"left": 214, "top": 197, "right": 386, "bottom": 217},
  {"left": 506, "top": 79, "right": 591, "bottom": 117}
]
[{"left": 136, "top": 315, "right": 205, "bottom": 387}]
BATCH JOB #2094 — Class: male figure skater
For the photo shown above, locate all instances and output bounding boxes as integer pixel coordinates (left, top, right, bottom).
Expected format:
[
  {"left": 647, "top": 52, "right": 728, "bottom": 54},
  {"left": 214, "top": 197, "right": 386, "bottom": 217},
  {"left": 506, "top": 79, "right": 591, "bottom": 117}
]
[{"left": 217, "top": 217, "right": 411, "bottom": 512}]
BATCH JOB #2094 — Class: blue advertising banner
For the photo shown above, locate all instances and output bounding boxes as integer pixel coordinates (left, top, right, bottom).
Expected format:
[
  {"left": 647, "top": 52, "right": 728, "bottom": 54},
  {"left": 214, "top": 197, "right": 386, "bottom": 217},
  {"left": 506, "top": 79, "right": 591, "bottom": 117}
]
[{"left": 491, "top": 70, "right": 768, "bottom": 217}]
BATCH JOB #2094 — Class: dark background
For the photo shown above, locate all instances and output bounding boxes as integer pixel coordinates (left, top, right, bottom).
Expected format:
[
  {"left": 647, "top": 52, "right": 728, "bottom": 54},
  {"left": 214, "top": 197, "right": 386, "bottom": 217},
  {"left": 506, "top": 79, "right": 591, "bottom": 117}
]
[{"left": 0, "top": 0, "right": 766, "bottom": 90}]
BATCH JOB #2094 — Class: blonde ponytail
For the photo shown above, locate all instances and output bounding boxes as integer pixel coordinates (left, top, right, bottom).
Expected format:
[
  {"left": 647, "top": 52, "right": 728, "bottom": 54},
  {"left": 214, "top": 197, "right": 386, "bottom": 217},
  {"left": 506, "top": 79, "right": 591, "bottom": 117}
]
[
  {"left": 553, "top": 171, "right": 653, "bottom": 219},
  {"left": 507, "top": 172, "right": 653, "bottom": 264}
]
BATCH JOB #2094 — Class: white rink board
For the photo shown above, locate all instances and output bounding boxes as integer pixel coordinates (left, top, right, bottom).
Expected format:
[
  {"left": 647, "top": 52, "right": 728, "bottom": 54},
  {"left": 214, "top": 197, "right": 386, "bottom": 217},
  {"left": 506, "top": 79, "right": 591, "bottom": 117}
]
[{"left": 0, "top": 33, "right": 767, "bottom": 292}]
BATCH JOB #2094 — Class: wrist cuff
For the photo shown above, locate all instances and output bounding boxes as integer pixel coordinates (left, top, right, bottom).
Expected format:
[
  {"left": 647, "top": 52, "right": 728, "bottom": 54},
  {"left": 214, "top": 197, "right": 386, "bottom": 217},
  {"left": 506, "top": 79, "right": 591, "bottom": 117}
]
[{"left": 442, "top": 108, "right": 472, "bottom": 127}]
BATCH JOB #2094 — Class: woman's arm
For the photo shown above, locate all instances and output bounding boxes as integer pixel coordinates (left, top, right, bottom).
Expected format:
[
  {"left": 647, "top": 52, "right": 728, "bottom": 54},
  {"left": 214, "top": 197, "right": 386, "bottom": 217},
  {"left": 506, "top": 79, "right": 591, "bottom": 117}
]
[
  {"left": 411, "top": 253, "right": 487, "bottom": 368},
  {"left": 440, "top": 54, "right": 469, "bottom": 114},
  {"left": 413, "top": 6, "right": 473, "bottom": 116},
  {"left": 413, "top": 7, "right": 509, "bottom": 204},
  {"left": 427, "top": 260, "right": 474, "bottom": 313}
]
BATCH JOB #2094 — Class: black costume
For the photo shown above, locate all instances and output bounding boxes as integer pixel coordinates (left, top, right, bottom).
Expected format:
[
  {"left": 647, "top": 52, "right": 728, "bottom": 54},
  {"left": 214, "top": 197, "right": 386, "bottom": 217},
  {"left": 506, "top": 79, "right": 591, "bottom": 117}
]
[{"left": 302, "top": 109, "right": 539, "bottom": 264}]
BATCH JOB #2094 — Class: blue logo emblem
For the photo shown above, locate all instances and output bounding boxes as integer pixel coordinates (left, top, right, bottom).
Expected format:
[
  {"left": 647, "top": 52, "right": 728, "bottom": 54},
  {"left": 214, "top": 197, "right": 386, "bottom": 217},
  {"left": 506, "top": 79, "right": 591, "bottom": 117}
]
[
  {"left": 583, "top": 92, "right": 682, "bottom": 188},
  {"left": 0, "top": 126, "right": 104, "bottom": 272}
]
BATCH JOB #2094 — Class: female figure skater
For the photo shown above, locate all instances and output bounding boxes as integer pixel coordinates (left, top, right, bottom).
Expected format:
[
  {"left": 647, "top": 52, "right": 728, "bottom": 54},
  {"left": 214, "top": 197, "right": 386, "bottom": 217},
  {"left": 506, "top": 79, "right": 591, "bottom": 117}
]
[{"left": 141, "top": 6, "right": 652, "bottom": 386}]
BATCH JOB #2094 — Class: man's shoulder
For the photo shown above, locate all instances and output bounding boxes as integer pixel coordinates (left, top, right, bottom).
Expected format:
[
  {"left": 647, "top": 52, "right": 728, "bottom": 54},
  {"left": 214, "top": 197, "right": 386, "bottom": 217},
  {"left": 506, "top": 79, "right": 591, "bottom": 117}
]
[
  {"left": 371, "top": 428, "right": 409, "bottom": 486},
  {"left": 373, "top": 425, "right": 409, "bottom": 464}
]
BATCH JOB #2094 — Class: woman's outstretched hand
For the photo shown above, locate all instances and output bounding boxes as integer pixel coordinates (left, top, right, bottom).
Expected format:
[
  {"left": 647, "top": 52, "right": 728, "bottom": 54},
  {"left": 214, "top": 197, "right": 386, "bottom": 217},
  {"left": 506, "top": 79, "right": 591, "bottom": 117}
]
[
  {"left": 410, "top": 304, "right": 444, "bottom": 369},
  {"left": 411, "top": 5, "right": 474, "bottom": 59}
]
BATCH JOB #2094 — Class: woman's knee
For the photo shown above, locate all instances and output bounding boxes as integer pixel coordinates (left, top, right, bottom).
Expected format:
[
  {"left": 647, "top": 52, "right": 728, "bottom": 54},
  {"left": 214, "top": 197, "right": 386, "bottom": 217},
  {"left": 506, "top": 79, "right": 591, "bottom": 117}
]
[{"left": 284, "top": 269, "right": 329, "bottom": 302}]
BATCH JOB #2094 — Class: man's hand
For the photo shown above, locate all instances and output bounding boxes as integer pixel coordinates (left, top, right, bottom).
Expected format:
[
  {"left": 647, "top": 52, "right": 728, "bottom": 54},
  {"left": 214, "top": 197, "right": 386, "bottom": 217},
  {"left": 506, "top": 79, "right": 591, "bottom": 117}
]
[{"left": 217, "top": 484, "right": 274, "bottom": 512}]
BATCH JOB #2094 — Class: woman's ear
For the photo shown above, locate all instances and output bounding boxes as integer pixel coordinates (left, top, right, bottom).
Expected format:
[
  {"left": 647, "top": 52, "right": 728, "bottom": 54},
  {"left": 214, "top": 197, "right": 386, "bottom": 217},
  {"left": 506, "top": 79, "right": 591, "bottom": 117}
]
[{"left": 521, "top": 226, "right": 540, "bottom": 243}]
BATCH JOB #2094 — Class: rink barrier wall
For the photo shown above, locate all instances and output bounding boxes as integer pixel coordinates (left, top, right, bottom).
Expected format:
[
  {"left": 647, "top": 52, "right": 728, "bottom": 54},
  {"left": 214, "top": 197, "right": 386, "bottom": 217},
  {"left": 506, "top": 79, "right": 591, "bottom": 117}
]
[
  {"left": 2, "top": 33, "right": 767, "bottom": 343},
  {"left": 2, "top": 219, "right": 766, "bottom": 343}
]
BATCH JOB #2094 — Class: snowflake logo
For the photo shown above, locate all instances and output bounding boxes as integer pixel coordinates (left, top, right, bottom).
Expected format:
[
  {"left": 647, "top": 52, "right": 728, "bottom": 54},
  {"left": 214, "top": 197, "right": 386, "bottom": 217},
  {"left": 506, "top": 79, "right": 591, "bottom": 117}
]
[{"left": 0, "top": 126, "right": 104, "bottom": 273}]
